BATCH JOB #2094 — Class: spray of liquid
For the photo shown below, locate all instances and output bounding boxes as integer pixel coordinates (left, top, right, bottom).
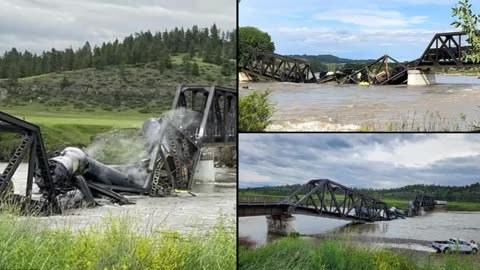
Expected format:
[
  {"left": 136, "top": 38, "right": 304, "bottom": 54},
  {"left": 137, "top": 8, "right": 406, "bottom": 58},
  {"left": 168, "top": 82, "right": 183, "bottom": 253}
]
[{"left": 83, "top": 107, "right": 202, "bottom": 186}]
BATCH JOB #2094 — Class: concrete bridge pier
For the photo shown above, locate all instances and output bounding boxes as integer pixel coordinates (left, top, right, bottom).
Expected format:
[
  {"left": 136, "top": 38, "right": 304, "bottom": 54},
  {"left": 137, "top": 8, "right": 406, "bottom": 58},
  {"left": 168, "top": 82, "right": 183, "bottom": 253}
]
[
  {"left": 266, "top": 214, "right": 296, "bottom": 235},
  {"left": 408, "top": 70, "right": 436, "bottom": 86},
  {"left": 194, "top": 160, "right": 215, "bottom": 182}
]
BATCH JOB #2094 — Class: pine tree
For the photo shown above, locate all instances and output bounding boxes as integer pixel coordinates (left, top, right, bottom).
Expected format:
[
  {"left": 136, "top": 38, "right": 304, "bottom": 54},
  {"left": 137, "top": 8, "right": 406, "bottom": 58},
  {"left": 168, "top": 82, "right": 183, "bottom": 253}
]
[{"left": 0, "top": 24, "right": 234, "bottom": 79}]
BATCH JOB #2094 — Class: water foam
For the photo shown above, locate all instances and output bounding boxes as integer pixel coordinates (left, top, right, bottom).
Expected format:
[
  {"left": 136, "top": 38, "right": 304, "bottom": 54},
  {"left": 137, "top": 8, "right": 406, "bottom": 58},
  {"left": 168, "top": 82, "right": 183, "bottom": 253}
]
[{"left": 267, "top": 121, "right": 360, "bottom": 132}]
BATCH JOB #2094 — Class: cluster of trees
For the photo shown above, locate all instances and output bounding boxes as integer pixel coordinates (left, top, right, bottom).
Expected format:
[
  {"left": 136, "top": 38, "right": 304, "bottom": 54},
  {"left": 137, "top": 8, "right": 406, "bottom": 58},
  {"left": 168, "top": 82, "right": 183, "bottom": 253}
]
[
  {"left": 0, "top": 24, "right": 236, "bottom": 82},
  {"left": 240, "top": 184, "right": 301, "bottom": 196},
  {"left": 356, "top": 183, "right": 480, "bottom": 203},
  {"left": 238, "top": 26, "right": 275, "bottom": 65}
]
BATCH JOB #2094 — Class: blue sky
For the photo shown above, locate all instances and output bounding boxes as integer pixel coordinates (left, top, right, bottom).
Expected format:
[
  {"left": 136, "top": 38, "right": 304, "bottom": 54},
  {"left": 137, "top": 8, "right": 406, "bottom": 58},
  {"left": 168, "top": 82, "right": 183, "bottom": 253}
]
[
  {"left": 239, "top": 0, "right": 478, "bottom": 60},
  {"left": 239, "top": 134, "right": 480, "bottom": 189}
]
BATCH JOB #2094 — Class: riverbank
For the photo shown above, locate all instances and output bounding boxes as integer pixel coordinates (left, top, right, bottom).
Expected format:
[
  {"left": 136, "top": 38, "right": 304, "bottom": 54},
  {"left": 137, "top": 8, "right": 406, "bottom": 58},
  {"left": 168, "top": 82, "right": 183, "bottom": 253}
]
[
  {"left": 0, "top": 212, "right": 235, "bottom": 270},
  {"left": 239, "top": 236, "right": 480, "bottom": 270}
]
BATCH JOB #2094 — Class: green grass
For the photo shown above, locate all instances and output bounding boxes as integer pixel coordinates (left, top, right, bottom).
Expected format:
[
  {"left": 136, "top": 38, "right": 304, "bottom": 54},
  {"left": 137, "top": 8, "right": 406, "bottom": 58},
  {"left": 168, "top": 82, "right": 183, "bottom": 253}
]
[
  {"left": 239, "top": 237, "right": 479, "bottom": 270},
  {"left": 3, "top": 104, "right": 155, "bottom": 128},
  {"left": 0, "top": 55, "right": 235, "bottom": 162},
  {"left": 0, "top": 212, "right": 235, "bottom": 270},
  {"left": 0, "top": 105, "right": 152, "bottom": 162}
]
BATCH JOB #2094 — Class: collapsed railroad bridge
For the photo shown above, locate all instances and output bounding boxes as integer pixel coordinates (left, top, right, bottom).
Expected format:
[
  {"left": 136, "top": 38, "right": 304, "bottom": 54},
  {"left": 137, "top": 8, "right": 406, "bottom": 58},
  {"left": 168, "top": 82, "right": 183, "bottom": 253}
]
[
  {"left": 239, "top": 179, "right": 439, "bottom": 235},
  {"left": 241, "top": 31, "right": 477, "bottom": 86},
  {"left": 0, "top": 85, "right": 237, "bottom": 215}
]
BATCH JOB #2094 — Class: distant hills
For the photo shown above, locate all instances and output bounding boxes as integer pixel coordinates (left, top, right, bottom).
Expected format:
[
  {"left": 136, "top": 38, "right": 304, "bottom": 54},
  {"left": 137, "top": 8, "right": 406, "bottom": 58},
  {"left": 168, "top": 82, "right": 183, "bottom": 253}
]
[{"left": 290, "top": 54, "right": 375, "bottom": 64}]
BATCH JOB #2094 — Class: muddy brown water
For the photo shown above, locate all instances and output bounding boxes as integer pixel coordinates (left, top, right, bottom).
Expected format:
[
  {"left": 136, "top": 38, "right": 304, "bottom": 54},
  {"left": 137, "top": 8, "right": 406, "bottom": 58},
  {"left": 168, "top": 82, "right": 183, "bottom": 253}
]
[
  {"left": 239, "top": 211, "right": 480, "bottom": 252},
  {"left": 1, "top": 163, "right": 236, "bottom": 233},
  {"left": 239, "top": 75, "right": 480, "bottom": 131}
]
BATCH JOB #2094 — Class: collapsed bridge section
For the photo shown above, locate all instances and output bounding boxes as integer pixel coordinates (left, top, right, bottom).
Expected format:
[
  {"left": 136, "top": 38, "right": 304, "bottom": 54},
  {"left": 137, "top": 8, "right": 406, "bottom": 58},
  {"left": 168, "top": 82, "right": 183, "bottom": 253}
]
[
  {"left": 241, "top": 48, "right": 317, "bottom": 83},
  {"left": 0, "top": 84, "right": 237, "bottom": 215},
  {"left": 239, "top": 179, "right": 439, "bottom": 235},
  {"left": 239, "top": 179, "right": 390, "bottom": 223}
]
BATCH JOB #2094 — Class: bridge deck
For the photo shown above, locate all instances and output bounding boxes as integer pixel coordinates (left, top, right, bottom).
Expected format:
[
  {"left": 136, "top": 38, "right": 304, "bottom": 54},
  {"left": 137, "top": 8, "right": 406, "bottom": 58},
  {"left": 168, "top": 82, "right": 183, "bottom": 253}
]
[{"left": 238, "top": 203, "right": 388, "bottom": 223}]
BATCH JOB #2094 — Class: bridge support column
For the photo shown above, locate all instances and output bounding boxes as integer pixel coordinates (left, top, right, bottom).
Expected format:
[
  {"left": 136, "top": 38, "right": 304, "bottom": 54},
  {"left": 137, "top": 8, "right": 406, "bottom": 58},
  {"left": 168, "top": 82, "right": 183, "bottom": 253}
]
[
  {"left": 408, "top": 70, "right": 436, "bottom": 86},
  {"left": 194, "top": 159, "right": 215, "bottom": 182},
  {"left": 266, "top": 214, "right": 296, "bottom": 236}
]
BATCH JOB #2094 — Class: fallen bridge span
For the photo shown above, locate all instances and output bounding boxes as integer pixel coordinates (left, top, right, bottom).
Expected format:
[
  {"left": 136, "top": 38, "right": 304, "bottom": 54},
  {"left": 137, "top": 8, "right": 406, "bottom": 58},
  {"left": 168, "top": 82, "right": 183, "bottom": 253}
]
[
  {"left": 239, "top": 179, "right": 439, "bottom": 235},
  {"left": 0, "top": 84, "right": 237, "bottom": 215}
]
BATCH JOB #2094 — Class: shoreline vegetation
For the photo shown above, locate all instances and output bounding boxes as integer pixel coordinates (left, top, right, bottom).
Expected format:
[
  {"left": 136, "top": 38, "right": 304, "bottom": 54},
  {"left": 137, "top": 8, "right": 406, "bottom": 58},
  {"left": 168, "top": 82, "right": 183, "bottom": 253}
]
[
  {"left": 0, "top": 210, "right": 235, "bottom": 270},
  {"left": 239, "top": 193, "right": 480, "bottom": 212},
  {"left": 239, "top": 236, "right": 480, "bottom": 270}
]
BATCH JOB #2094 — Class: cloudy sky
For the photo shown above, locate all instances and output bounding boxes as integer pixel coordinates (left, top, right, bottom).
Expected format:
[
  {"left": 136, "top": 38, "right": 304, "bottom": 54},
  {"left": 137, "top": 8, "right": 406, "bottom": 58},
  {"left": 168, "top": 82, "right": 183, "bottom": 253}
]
[
  {"left": 239, "top": 134, "right": 480, "bottom": 189},
  {"left": 0, "top": 0, "right": 236, "bottom": 53},
  {"left": 239, "top": 0, "right": 476, "bottom": 60}
]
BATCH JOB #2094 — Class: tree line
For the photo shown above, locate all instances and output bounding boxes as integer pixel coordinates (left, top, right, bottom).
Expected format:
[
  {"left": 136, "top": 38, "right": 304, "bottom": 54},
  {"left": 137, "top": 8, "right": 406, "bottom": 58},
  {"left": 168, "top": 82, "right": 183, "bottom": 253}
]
[
  {"left": 0, "top": 24, "right": 236, "bottom": 82},
  {"left": 240, "top": 182, "right": 480, "bottom": 203}
]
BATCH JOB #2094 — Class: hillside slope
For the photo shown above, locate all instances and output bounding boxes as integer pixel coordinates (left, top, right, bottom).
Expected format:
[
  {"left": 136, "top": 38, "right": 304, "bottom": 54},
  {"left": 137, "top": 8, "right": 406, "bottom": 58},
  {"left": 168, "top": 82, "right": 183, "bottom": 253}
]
[{"left": 0, "top": 54, "right": 235, "bottom": 161}]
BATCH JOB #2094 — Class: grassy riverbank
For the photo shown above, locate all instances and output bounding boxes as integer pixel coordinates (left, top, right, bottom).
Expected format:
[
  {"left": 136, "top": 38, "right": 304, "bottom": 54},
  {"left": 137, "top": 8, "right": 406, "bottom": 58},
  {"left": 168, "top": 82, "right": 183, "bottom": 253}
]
[
  {"left": 0, "top": 212, "right": 235, "bottom": 270},
  {"left": 239, "top": 237, "right": 479, "bottom": 270}
]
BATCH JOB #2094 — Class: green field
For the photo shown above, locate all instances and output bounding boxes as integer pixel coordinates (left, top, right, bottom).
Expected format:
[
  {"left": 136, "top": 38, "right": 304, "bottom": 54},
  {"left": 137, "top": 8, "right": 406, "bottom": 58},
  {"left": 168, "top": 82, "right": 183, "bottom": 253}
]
[
  {"left": 0, "top": 105, "right": 152, "bottom": 162},
  {"left": 239, "top": 237, "right": 480, "bottom": 270},
  {"left": 3, "top": 104, "right": 154, "bottom": 127}
]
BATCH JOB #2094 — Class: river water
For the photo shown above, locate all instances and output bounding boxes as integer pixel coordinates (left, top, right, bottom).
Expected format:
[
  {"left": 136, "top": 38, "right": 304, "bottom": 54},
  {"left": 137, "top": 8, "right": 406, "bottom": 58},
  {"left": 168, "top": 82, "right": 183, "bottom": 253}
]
[
  {"left": 239, "top": 211, "right": 480, "bottom": 251},
  {"left": 239, "top": 75, "right": 480, "bottom": 131},
  {"left": 1, "top": 163, "right": 236, "bottom": 233}
]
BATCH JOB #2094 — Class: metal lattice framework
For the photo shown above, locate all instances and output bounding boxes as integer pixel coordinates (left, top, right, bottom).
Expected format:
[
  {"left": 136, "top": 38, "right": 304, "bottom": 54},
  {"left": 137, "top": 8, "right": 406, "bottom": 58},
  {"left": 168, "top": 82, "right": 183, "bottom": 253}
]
[
  {"left": 0, "top": 85, "right": 237, "bottom": 212},
  {"left": 143, "top": 85, "right": 237, "bottom": 195},
  {"left": 414, "top": 194, "right": 434, "bottom": 209},
  {"left": 345, "top": 55, "right": 416, "bottom": 85},
  {"left": 242, "top": 48, "right": 317, "bottom": 83},
  {"left": 239, "top": 179, "right": 390, "bottom": 222},
  {"left": 0, "top": 112, "right": 60, "bottom": 213},
  {"left": 416, "top": 32, "right": 473, "bottom": 67}
]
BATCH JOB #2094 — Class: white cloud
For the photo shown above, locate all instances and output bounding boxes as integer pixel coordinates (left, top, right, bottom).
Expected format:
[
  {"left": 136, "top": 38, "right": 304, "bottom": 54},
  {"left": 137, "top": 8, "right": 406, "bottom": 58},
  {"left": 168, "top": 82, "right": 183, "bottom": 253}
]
[
  {"left": 239, "top": 170, "right": 273, "bottom": 184},
  {"left": 315, "top": 9, "right": 428, "bottom": 28},
  {"left": 0, "top": 0, "right": 235, "bottom": 53},
  {"left": 364, "top": 135, "right": 480, "bottom": 168}
]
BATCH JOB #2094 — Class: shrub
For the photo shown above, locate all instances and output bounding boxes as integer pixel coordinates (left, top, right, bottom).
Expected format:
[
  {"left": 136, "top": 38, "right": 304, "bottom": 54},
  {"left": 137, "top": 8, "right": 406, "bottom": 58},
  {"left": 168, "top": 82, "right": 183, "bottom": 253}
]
[{"left": 239, "top": 90, "right": 276, "bottom": 132}]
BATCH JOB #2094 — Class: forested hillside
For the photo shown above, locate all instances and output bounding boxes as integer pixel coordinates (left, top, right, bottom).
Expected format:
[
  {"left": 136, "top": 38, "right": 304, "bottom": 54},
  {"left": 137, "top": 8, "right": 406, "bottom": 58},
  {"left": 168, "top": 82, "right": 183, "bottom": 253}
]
[
  {"left": 0, "top": 24, "right": 235, "bottom": 162},
  {"left": 0, "top": 24, "right": 235, "bottom": 82}
]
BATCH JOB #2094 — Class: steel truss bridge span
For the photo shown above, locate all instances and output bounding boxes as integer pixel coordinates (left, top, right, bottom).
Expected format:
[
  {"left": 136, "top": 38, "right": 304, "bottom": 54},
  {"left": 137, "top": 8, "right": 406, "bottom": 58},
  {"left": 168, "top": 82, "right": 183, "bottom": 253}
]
[
  {"left": 242, "top": 31, "right": 476, "bottom": 85},
  {"left": 239, "top": 179, "right": 390, "bottom": 223}
]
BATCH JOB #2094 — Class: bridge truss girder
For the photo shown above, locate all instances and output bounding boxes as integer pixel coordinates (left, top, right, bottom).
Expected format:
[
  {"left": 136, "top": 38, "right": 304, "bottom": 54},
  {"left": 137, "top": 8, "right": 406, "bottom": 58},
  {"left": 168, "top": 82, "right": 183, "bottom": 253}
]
[
  {"left": 0, "top": 112, "right": 60, "bottom": 214},
  {"left": 344, "top": 55, "right": 413, "bottom": 85},
  {"left": 242, "top": 49, "right": 317, "bottom": 83},
  {"left": 281, "top": 179, "right": 390, "bottom": 222},
  {"left": 144, "top": 85, "right": 237, "bottom": 195},
  {"left": 417, "top": 32, "right": 473, "bottom": 67}
]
